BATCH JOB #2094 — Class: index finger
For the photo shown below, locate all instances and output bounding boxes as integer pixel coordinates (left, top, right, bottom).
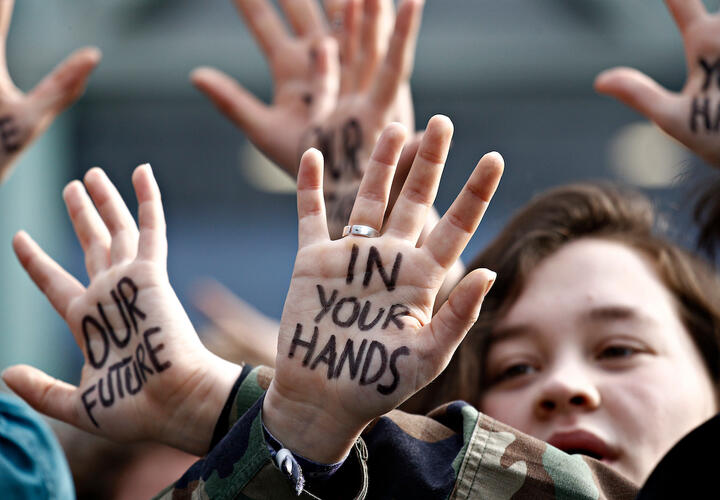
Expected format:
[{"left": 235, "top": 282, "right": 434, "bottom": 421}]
[
  {"left": 234, "top": 0, "right": 290, "bottom": 56},
  {"left": 0, "top": 0, "right": 13, "bottom": 48},
  {"left": 280, "top": 0, "right": 327, "bottom": 36},
  {"left": 422, "top": 152, "right": 504, "bottom": 270},
  {"left": 369, "top": 0, "right": 423, "bottom": 111},
  {"left": 665, "top": 0, "right": 706, "bottom": 33}
]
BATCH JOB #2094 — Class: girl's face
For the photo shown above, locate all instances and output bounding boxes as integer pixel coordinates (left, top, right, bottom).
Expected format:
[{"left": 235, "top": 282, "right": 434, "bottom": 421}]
[{"left": 479, "top": 238, "right": 717, "bottom": 484}]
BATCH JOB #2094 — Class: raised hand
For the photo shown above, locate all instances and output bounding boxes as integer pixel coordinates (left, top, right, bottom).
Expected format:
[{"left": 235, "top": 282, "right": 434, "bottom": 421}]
[
  {"left": 595, "top": 0, "right": 720, "bottom": 167},
  {"left": 263, "top": 116, "right": 503, "bottom": 463},
  {"left": 0, "top": 0, "right": 99, "bottom": 183},
  {"left": 191, "top": 0, "right": 423, "bottom": 237},
  {"left": 2, "top": 165, "right": 241, "bottom": 456},
  {"left": 194, "top": 278, "right": 279, "bottom": 367}
]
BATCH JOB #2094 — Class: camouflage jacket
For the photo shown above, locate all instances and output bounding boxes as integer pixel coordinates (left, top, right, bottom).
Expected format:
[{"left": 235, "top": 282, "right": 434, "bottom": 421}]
[{"left": 155, "top": 366, "right": 639, "bottom": 499}]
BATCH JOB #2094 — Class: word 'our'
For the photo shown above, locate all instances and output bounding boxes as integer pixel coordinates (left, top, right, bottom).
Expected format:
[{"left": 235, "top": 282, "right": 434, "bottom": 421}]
[{"left": 80, "top": 277, "right": 171, "bottom": 427}]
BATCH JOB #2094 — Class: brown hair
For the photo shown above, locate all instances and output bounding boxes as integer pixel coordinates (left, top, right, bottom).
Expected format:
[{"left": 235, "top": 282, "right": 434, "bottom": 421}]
[{"left": 405, "top": 183, "right": 720, "bottom": 414}]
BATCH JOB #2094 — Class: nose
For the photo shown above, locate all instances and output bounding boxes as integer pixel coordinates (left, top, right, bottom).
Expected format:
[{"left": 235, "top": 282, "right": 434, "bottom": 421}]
[{"left": 534, "top": 365, "right": 601, "bottom": 418}]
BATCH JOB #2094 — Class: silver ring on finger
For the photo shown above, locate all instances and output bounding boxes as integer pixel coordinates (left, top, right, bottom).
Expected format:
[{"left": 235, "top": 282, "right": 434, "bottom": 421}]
[{"left": 342, "top": 224, "right": 380, "bottom": 238}]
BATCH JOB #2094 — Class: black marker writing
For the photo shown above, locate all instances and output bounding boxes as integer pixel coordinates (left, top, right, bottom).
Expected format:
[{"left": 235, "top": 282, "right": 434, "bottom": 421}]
[
  {"left": 700, "top": 57, "right": 720, "bottom": 91},
  {"left": 313, "top": 285, "right": 409, "bottom": 330},
  {"left": 346, "top": 245, "right": 403, "bottom": 292},
  {"left": 80, "top": 276, "right": 170, "bottom": 428},
  {"left": 690, "top": 57, "right": 720, "bottom": 134},
  {"left": 0, "top": 116, "right": 21, "bottom": 154},
  {"left": 288, "top": 322, "right": 409, "bottom": 395},
  {"left": 690, "top": 97, "right": 720, "bottom": 132}
]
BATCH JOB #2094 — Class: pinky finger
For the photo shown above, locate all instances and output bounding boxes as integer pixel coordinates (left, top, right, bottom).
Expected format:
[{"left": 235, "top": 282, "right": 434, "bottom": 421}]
[
  {"left": 133, "top": 164, "right": 167, "bottom": 263},
  {"left": 417, "top": 268, "right": 495, "bottom": 382},
  {"left": 297, "top": 148, "right": 330, "bottom": 247},
  {"left": 2, "top": 365, "right": 79, "bottom": 428}
]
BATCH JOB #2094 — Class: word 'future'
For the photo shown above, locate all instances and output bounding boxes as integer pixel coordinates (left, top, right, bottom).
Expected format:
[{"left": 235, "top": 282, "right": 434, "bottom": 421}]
[
  {"left": 288, "top": 245, "right": 411, "bottom": 395},
  {"left": 81, "top": 277, "right": 171, "bottom": 427},
  {"left": 690, "top": 57, "right": 720, "bottom": 133}
]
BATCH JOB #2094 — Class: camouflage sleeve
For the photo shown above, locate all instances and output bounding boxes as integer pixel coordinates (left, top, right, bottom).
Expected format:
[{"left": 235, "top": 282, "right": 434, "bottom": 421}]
[
  {"left": 156, "top": 365, "right": 639, "bottom": 499},
  {"left": 153, "top": 368, "right": 369, "bottom": 500},
  {"left": 446, "top": 406, "right": 639, "bottom": 500}
]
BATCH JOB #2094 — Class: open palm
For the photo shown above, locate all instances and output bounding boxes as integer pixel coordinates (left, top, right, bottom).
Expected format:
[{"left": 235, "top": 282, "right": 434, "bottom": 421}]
[
  {"left": 3, "top": 165, "right": 240, "bottom": 456},
  {"left": 595, "top": 0, "right": 720, "bottom": 166}
]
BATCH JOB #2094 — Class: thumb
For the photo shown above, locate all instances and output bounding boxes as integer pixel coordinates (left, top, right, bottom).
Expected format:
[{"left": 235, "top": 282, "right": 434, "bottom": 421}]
[
  {"left": 594, "top": 66, "right": 676, "bottom": 129},
  {"left": 191, "top": 66, "right": 271, "bottom": 142},
  {"left": 2, "top": 364, "right": 78, "bottom": 427},
  {"left": 28, "top": 46, "right": 101, "bottom": 115},
  {"left": 417, "top": 268, "right": 495, "bottom": 383}
]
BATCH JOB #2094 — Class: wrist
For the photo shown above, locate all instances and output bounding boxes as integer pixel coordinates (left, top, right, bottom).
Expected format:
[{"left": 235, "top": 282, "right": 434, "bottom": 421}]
[
  {"left": 262, "top": 380, "right": 366, "bottom": 463},
  {"left": 160, "top": 355, "right": 243, "bottom": 456}
]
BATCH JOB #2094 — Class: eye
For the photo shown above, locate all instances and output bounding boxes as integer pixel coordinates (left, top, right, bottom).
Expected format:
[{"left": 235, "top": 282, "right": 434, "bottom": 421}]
[
  {"left": 490, "top": 363, "right": 537, "bottom": 384},
  {"left": 597, "top": 345, "right": 639, "bottom": 360}
]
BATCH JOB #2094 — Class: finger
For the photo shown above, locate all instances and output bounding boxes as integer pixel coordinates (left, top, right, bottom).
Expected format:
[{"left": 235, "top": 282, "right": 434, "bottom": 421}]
[
  {"left": 665, "top": 0, "right": 706, "bottom": 33},
  {"left": 0, "top": 0, "right": 13, "bottom": 45},
  {"left": 133, "top": 164, "right": 167, "bottom": 263},
  {"left": 297, "top": 148, "right": 330, "bottom": 247},
  {"left": 233, "top": 0, "right": 290, "bottom": 57},
  {"left": 387, "top": 130, "right": 421, "bottom": 215},
  {"left": 12, "top": 231, "right": 85, "bottom": 322},
  {"left": 422, "top": 152, "right": 504, "bottom": 269},
  {"left": 416, "top": 269, "right": 495, "bottom": 382},
  {"left": 347, "top": 122, "right": 406, "bottom": 231},
  {"left": 369, "top": 0, "right": 423, "bottom": 111},
  {"left": 594, "top": 67, "right": 677, "bottom": 131},
  {"left": 309, "top": 37, "right": 340, "bottom": 117},
  {"left": 2, "top": 365, "right": 80, "bottom": 428},
  {"left": 29, "top": 47, "right": 101, "bottom": 115},
  {"left": 339, "top": 0, "right": 361, "bottom": 95},
  {"left": 280, "top": 0, "right": 327, "bottom": 36},
  {"left": 384, "top": 115, "right": 451, "bottom": 243},
  {"left": 356, "top": 0, "right": 391, "bottom": 90},
  {"left": 83, "top": 168, "right": 139, "bottom": 265},
  {"left": 63, "top": 180, "right": 111, "bottom": 280},
  {"left": 191, "top": 67, "right": 272, "bottom": 143},
  {"left": 0, "top": 0, "right": 13, "bottom": 84}
]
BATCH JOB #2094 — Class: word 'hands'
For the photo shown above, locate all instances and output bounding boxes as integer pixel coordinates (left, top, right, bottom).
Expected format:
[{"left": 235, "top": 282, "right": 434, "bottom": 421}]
[
  {"left": 0, "top": 0, "right": 99, "bottom": 184},
  {"left": 264, "top": 116, "right": 502, "bottom": 463},
  {"left": 595, "top": 0, "right": 720, "bottom": 166},
  {"left": 194, "top": 278, "right": 279, "bottom": 368},
  {"left": 191, "top": 0, "right": 422, "bottom": 237},
  {"left": 2, "top": 165, "right": 241, "bottom": 456}
]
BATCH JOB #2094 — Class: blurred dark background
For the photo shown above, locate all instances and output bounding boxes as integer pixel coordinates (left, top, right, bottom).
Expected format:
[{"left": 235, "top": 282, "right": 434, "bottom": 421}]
[{"left": 1, "top": 0, "right": 717, "bottom": 382}]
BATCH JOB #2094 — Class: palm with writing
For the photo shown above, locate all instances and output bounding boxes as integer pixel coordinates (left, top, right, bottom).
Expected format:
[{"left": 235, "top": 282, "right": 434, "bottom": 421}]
[
  {"left": 595, "top": 0, "right": 720, "bottom": 167},
  {"left": 263, "top": 116, "right": 503, "bottom": 463},
  {"left": 0, "top": 0, "right": 100, "bottom": 183},
  {"left": 2, "top": 165, "right": 241, "bottom": 456},
  {"left": 192, "top": 0, "right": 422, "bottom": 237}
]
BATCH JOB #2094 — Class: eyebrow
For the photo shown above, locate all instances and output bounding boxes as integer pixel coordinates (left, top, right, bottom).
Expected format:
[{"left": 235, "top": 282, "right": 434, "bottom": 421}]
[
  {"left": 583, "top": 305, "right": 649, "bottom": 324},
  {"left": 489, "top": 305, "right": 651, "bottom": 343}
]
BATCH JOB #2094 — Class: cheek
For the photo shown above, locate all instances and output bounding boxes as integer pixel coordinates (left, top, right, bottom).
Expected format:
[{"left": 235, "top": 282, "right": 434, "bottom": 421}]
[
  {"left": 602, "top": 361, "right": 716, "bottom": 457},
  {"left": 479, "top": 390, "right": 535, "bottom": 433}
]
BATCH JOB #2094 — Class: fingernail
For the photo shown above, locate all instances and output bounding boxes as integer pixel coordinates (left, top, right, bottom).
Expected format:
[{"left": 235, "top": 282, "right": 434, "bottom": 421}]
[{"left": 483, "top": 271, "right": 497, "bottom": 298}]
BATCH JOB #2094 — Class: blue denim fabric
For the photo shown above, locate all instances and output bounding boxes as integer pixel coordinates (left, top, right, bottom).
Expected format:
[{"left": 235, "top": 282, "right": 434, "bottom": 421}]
[{"left": 0, "top": 393, "right": 74, "bottom": 499}]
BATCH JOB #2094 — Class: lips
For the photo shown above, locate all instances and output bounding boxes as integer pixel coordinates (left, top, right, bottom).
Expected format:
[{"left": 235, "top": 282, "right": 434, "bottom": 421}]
[{"left": 547, "top": 430, "right": 617, "bottom": 461}]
